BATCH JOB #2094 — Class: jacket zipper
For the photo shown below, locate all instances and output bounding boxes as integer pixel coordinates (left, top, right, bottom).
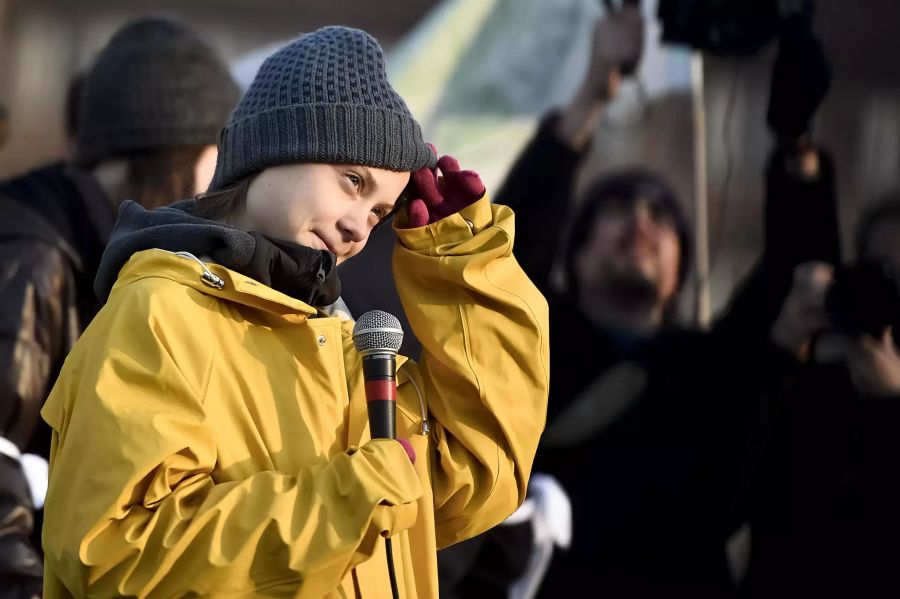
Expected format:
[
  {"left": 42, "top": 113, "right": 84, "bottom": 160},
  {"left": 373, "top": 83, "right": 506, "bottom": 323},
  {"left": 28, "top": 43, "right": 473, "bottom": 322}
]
[{"left": 307, "top": 265, "right": 326, "bottom": 305}]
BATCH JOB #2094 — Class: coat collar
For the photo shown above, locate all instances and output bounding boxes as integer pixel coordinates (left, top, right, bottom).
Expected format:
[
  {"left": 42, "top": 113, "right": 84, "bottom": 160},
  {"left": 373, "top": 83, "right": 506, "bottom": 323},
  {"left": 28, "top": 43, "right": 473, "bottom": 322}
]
[{"left": 112, "top": 249, "right": 318, "bottom": 323}]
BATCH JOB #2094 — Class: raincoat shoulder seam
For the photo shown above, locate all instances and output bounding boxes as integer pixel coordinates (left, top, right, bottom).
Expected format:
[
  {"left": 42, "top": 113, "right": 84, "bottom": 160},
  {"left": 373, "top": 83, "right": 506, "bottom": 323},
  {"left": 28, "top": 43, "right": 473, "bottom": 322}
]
[{"left": 484, "top": 260, "right": 549, "bottom": 388}]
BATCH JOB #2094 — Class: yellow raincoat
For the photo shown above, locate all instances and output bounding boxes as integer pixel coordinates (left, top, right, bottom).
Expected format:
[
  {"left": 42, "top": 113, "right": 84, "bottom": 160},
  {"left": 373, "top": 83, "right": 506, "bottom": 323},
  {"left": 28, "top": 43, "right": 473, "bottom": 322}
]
[{"left": 40, "top": 196, "right": 549, "bottom": 598}]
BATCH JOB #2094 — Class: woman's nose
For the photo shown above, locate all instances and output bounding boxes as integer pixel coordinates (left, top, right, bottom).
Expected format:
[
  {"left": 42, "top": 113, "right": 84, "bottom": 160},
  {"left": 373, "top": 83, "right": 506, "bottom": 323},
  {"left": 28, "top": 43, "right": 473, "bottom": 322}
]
[{"left": 338, "top": 206, "right": 370, "bottom": 243}]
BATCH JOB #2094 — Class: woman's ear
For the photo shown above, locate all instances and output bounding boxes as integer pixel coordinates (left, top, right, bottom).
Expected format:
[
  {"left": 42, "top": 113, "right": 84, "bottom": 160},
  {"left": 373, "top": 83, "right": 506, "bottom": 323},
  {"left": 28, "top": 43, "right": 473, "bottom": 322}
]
[{"left": 193, "top": 145, "right": 219, "bottom": 195}]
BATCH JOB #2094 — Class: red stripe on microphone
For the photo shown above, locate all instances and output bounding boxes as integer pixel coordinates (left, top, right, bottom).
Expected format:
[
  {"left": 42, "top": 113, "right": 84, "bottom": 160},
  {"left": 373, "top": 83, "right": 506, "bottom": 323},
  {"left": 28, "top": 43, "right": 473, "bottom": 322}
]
[{"left": 365, "top": 379, "right": 396, "bottom": 402}]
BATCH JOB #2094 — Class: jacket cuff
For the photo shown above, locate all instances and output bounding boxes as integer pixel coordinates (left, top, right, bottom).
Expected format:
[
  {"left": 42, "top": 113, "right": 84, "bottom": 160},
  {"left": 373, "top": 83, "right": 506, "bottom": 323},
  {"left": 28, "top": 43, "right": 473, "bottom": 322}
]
[
  {"left": 393, "top": 195, "right": 494, "bottom": 253},
  {"left": 350, "top": 439, "right": 423, "bottom": 508},
  {"left": 352, "top": 439, "right": 422, "bottom": 544}
]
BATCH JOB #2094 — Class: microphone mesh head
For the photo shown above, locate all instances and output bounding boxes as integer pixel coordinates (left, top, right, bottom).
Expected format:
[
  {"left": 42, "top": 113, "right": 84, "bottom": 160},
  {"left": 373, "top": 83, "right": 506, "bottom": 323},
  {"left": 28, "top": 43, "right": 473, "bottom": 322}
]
[{"left": 352, "top": 310, "right": 403, "bottom": 354}]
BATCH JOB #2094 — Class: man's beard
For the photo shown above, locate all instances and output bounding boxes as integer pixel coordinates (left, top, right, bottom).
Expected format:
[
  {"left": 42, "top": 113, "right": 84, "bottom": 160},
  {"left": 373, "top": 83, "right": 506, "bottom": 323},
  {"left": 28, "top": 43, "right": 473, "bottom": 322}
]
[
  {"left": 600, "top": 261, "right": 660, "bottom": 308},
  {"left": 577, "top": 261, "right": 662, "bottom": 333}
]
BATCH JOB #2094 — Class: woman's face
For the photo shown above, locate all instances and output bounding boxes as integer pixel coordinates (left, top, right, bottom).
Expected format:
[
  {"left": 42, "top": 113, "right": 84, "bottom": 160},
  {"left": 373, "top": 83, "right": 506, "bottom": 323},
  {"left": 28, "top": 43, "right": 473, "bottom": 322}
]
[{"left": 237, "top": 163, "right": 410, "bottom": 264}]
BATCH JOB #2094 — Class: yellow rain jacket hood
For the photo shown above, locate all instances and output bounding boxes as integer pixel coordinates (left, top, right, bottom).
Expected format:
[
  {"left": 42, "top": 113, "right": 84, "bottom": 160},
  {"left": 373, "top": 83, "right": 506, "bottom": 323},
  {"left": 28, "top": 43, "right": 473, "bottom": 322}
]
[{"left": 41, "top": 196, "right": 549, "bottom": 598}]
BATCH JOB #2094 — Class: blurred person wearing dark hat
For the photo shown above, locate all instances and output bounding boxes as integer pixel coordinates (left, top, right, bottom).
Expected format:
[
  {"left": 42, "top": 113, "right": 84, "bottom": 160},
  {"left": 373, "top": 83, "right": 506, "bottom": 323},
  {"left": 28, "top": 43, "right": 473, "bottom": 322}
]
[{"left": 0, "top": 15, "right": 239, "bottom": 593}]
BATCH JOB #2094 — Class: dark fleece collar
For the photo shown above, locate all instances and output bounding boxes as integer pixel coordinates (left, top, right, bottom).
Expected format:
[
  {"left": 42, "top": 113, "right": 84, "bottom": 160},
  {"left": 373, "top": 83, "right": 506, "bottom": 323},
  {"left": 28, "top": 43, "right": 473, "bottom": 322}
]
[{"left": 95, "top": 199, "right": 341, "bottom": 306}]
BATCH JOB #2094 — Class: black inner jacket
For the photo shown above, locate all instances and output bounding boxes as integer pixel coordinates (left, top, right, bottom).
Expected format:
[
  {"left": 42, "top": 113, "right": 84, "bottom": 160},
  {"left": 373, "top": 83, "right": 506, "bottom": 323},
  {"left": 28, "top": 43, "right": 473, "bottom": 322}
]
[{"left": 95, "top": 198, "right": 341, "bottom": 306}]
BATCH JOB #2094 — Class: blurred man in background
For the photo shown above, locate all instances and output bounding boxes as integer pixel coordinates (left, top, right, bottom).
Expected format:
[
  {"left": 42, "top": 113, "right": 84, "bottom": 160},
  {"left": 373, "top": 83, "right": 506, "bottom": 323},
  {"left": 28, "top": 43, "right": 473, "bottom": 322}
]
[{"left": 0, "top": 16, "right": 239, "bottom": 593}]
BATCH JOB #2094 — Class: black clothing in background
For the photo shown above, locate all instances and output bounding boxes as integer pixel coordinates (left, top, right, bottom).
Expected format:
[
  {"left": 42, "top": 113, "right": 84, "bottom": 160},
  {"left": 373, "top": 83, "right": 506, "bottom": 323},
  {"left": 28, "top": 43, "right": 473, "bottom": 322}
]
[
  {"left": 740, "top": 359, "right": 900, "bottom": 597},
  {"left": 440, "top": 115, "right": 791, "bottom": 598},
  {"left": 0, "top": 162, "right": 115, "bottom": 457},
  {"left": 736, "top": 145, "right": 900, "bottom": 596},
  {"left": 0, "top": 162, "right": 115, "bottom": 596}
]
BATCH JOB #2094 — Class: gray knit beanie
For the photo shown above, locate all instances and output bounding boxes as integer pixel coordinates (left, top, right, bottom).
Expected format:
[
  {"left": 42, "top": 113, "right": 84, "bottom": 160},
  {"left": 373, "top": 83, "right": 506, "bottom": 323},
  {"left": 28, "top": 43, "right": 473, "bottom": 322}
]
[
  {"left": 209, "top": 26, "right": 435, "bottom": 191},
  {"left": 76, "top": 17, "right": 240, "bottom": 165}
]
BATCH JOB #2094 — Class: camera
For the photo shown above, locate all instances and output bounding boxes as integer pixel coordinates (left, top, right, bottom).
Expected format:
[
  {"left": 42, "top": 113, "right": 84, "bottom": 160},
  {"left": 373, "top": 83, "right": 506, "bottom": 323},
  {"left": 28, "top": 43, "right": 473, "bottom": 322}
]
[
  {"left": 825, "top": 258, "right": 900, "bottom": 342},
  {"left": 657, "top": 0, "right": 782, "bottom": 55}
]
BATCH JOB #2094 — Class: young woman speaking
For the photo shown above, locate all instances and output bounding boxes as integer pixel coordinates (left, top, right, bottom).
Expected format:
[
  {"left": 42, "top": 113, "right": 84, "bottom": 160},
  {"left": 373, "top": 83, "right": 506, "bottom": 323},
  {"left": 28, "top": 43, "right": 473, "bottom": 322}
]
[{"left": 40, "top": 26, "right": 549, "bottom": 598}]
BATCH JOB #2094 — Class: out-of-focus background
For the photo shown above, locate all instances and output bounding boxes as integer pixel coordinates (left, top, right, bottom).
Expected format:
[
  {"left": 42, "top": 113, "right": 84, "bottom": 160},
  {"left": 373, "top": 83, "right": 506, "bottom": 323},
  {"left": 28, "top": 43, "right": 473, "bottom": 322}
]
[{"left": 2, "top": 0, "right": 899, "bottom": 318}]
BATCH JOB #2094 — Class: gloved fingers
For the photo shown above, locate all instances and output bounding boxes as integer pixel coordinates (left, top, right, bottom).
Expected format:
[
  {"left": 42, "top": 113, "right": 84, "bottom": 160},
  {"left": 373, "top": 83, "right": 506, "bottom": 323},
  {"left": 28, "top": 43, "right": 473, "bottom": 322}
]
[
  {"left": 407, "top": 198, "right": 431, "bottom": 228},
  {"left": 397, "top": 438, "right": 417, "bottom": 465},
  {"left": 441, "top": 169, "right": 486, "bottom": 203},
  {"left": 452, "top": 170, "right": 486, "bottom": 201},
  {"left": 437, "top": 154, "right": 460, "bottom": 175},
  {"left": 411, "top": 165, "right": 444, "bottom": 209},
  {"left": 437, "top": 155, "right": 485, "bottom": 202}
]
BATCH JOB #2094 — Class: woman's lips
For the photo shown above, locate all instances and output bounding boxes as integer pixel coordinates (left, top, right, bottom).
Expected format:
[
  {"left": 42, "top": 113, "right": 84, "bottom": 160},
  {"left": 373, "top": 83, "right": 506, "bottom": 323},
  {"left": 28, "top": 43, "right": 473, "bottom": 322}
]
[{"left": 314, "top": 232, "right": 337, "bottom": 255}]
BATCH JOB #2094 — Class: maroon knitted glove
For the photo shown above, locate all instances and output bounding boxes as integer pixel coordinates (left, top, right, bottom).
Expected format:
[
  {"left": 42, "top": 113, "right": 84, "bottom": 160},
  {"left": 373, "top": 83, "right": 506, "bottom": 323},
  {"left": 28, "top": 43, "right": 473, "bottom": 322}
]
[
  {"left": 407, "top": 148, "right": 486, "bottom": 228},
  {"left": 397, "top": 438, "right": 416, "bottom": 465}
]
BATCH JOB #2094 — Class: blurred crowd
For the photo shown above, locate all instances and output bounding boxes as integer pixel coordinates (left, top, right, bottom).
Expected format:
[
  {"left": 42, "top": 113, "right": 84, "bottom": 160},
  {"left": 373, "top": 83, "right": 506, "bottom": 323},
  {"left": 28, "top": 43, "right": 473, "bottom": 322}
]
[{"left": 2, "top": 3, "right": 900, "bottom": 598}]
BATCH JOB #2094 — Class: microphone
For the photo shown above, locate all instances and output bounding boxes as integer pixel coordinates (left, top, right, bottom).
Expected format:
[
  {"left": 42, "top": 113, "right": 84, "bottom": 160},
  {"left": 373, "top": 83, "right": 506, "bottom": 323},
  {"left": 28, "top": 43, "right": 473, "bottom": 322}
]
[
  {"left": 352, "top": 310, "right": 404, "bottom": 440},
  {"left": 352, "top": 310, "right": 405, "bottom": 599}
]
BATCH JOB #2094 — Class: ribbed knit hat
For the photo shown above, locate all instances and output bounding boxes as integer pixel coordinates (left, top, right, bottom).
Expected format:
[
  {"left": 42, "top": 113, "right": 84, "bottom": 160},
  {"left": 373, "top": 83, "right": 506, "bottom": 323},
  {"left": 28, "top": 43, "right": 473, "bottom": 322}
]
[
  {"left": 76, "top": 17, "right": 240, "bottom": 165},
  {"left": 209, "top": 26, "right": 435, "bottom": 191}
]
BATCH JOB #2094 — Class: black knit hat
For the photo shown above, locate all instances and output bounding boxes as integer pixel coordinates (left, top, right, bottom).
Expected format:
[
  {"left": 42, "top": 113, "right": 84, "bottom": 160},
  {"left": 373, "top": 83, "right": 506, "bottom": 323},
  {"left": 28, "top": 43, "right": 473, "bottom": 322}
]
[
  {"left": 75, "top": 17, "right": 240, "bottom": 165},
  {"left": 209, "top": 26, "right": 435, "bottom": 191}
]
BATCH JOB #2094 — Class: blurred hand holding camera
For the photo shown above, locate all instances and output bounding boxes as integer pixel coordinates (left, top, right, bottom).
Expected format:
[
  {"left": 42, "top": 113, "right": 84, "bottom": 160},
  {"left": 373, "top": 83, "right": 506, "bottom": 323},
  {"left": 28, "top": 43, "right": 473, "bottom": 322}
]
[
  {"left": 773, "top": 260, "right": 900, "bottom": 395},
  {"left": 846, "top": 328, "right": 900, "bottom": 397},
  {"left": 828, "top": 258, "right": 900, "bottom": 396},
  {"left": 771, "top": 261, "right": 833, "bottom": 361}
]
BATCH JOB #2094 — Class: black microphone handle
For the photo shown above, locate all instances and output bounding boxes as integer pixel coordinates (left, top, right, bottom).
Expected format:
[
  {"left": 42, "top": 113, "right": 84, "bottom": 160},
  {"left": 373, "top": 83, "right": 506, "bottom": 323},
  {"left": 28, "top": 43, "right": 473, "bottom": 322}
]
[
  {"left": 362, "top": 352, "right": 397, "bottom": 440},
  {"left": 362, "top": 351, "right": 402, "bottom": 599}
]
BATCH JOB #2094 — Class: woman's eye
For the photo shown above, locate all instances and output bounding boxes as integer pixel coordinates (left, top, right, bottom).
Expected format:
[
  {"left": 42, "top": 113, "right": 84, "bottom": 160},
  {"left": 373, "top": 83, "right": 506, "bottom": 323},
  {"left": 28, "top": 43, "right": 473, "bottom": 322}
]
[
  {"left": 347, "top": 173, "right": 362, "bottom": 189},
  {"left": 371, "top": 207, "right": 388, "bottom": 220}
]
